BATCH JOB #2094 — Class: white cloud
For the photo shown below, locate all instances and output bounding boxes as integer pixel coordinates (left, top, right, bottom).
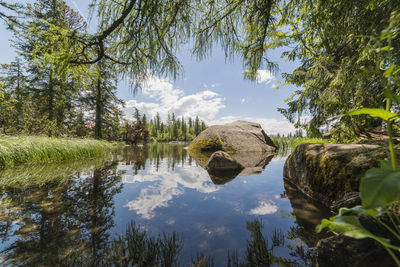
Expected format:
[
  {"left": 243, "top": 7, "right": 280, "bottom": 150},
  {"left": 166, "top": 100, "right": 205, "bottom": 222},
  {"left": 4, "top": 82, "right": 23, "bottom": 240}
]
[
  {"left": 256, "top": 70, "right": 275, "bottom": 85},
  {"left": 209, "top": 116, "right": 297, "bottom": 136},
  {"left": 124, "top": 75, "right": 225, "bottom": 121},
  {"left": 123, "top": 73, "right": 299, "bottom": 136},
  {"left": 249, "top": 201, "right": 278, "bottom": 215}
]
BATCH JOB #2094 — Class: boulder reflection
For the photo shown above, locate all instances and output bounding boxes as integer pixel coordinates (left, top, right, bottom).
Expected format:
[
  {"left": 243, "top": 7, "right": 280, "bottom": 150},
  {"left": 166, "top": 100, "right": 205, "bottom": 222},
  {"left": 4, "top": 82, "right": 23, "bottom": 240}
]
[
  {"left": 283, "top": 179, "right": 333, "bottom": 247},
  {"left": 189, "top": 150, "right": 275, "bottom": 185}
]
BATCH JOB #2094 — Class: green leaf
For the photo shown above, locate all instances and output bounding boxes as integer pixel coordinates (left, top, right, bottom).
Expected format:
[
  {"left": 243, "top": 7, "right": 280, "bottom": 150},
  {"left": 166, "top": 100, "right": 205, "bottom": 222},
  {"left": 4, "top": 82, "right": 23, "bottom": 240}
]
[
  {"left": 339, "top": 205, "right": 381, "bottom": 218},
  {"left": 317, "top": 215, "right": 399, "bottom": 250},
  {"left": 380, "top": 46, "right": 392, "bottom": 51},
  {"left": 360, "top": 168, "right": 400, "bottom": 209},
  {"left": 347, "top": 108, "right": 399, "bottom": 122},
  {"left": 384, "top": 65, "right": 396, "bottom": 78}
]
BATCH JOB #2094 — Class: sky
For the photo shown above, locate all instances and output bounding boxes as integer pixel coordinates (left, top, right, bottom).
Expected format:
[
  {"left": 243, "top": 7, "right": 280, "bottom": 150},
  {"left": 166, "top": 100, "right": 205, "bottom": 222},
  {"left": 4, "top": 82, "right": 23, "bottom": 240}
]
[{"left": 0, "top": 0, "right": 301, "bottom": 135}]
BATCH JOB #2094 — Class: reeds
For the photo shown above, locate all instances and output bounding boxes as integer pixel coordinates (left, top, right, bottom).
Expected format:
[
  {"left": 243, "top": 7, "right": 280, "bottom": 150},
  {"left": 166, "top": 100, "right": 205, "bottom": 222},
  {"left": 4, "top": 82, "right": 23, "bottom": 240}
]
[{"left": 0, "top": 135, "right": 113, "bottom": 169}]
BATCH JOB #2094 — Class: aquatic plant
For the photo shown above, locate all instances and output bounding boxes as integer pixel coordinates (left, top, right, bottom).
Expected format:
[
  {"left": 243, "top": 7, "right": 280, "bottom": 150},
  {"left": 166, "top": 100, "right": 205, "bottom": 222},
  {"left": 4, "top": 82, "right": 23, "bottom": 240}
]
[{"left": 0, "top": 135, "right": 113, "bottom": 169}]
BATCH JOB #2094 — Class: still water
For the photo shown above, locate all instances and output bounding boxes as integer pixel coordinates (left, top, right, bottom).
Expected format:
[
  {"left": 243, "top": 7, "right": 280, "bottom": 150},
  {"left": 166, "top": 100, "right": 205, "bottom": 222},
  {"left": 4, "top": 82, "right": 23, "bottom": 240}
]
[{"left": 0, "top": 144, "right": 331, "bottom": 266}]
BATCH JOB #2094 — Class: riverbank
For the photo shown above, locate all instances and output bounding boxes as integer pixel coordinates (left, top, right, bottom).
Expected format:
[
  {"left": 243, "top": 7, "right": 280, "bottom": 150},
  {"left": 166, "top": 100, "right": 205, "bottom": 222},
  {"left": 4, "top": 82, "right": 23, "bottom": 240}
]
[{"left": 0, "top": 135, "right": 115, "bottom": 169}]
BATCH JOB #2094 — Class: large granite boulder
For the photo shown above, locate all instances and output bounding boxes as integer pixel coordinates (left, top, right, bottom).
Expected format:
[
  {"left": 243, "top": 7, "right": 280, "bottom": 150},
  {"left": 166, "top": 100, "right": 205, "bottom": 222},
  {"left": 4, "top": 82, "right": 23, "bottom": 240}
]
[
  {"left": 283, "top": 143, "right": 385, "bottom": 206},
  {"left": 188, "top": 120, "right": 277, "bottom": 153}
]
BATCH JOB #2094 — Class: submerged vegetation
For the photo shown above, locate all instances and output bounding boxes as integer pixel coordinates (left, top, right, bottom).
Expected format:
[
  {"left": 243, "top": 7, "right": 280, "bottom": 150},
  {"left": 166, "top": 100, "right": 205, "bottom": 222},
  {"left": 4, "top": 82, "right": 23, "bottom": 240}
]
[{"left": 0, "top": 135, "right": 113, "bottom": 169}]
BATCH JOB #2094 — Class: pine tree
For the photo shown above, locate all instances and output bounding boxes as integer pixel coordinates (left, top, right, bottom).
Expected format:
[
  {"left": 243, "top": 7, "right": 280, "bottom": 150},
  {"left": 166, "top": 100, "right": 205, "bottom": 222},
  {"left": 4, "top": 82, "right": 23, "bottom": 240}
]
[{"left": 0, "top": 57, "right": 26, "bottom": 129}]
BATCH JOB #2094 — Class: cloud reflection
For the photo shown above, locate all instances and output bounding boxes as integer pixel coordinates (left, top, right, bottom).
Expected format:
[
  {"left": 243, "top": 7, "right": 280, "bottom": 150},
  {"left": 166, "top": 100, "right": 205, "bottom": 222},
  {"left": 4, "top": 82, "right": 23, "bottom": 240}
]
[
  {"left": 124, "top": 164, "right": 219, "bottom": 219},
  {"left": 249, "top": 201, "right": 278, "bottom": 215}
]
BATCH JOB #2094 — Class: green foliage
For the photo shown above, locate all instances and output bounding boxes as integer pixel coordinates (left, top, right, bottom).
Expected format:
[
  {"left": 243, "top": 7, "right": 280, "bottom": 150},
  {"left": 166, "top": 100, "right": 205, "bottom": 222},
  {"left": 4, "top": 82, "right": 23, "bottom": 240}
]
[
  {"left": 188, "top": 138, "right": 223, "bottom": 152},
  {"left": 0, "top": 82, "right": 17, "bottom": 134},
  {"left": 360, "top": 167, "right": 400, "bottom": 209},
  {"left": 317, "top": 215, "right": 396, "bottom": 248},
  {"left": 274, "top": 0, "right": 400, "bottom": 140},
  {"left": 270, "top": 135, "right": 330, "bottom": 156},
  {"left": 348, "top": 108, "right": 400, "bottom": 122},
  {"left": 0, "top": 135, "right": 113, "bottom": 169},
  {"left": 317, "top": 21, "right": 400, "bottom": 264}
]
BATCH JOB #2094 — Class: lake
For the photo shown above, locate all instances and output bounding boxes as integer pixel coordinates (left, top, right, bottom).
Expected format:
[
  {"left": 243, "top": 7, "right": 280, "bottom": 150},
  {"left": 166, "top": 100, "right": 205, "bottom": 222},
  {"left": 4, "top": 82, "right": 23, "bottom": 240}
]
[{"left": 0, "top": 143, "right": 331, "bottom": 266}]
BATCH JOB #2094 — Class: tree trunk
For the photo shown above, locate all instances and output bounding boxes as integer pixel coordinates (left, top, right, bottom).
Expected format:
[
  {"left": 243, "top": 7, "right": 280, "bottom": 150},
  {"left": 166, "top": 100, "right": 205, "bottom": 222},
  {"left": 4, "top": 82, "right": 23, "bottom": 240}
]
[{"left": 95, "top": 78, "right": 103, "bottom": 139}]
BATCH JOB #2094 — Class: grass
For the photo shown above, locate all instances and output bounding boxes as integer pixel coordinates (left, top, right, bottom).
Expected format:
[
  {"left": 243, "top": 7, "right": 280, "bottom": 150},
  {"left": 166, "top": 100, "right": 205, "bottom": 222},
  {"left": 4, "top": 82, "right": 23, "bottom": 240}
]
[
  {"left": 0, "top": 158, "right": 107, "bottom": 188},
  {"left": 0, "top": 135, "right": 114, "bottom": 169},
  {"left": 271, "top": 136, "right": 330, "bottom": 156}
]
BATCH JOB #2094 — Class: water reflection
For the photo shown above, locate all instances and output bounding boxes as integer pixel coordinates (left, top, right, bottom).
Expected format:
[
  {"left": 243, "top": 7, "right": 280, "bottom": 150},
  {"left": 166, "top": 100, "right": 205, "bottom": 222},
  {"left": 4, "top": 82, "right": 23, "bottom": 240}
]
[
  {"left": 188, "top": 149, "right": 275, "bottom": 184},
  {"left": 0, "top": 160, "right": 122, "bottom": 266},
  {"left": 0, "top": 143, "right": 331, "bottom": 266},
  {"left": 124, "top": 164, "right": 218, "bottom": 219},
  {"left": 283, "top": 179, "right": 333, "bottom": 247}
]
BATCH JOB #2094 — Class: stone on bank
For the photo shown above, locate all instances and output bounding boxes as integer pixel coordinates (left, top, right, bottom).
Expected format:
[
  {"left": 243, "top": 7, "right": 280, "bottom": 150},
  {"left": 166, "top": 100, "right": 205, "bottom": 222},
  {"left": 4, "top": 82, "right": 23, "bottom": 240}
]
[{"left": 283, "top": 143, "right": 386, "bottom": 206}]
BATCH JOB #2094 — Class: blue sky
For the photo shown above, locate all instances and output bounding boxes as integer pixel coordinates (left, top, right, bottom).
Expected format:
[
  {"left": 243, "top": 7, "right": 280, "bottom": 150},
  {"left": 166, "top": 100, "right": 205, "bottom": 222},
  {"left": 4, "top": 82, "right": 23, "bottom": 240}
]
[{"left": 0, "top": 0, "right": 301, "bottom": 135}]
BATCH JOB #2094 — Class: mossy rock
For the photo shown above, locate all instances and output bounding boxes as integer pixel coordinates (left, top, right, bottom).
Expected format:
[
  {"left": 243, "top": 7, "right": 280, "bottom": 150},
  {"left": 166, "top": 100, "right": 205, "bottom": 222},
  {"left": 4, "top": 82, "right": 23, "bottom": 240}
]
[
  {"left": 188, "top": 138, "right": 223, "bottom": 152},
  {"left": 283, "top": 143, "right": 386, "bottom": 206}
]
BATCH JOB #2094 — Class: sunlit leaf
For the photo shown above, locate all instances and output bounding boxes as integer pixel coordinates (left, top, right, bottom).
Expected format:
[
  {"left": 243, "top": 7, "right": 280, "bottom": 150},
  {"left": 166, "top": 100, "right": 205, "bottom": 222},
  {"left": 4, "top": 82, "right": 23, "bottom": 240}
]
[
  {"left": 384, "top": 65, "right": 396, "bottom": 77},
  {"left": 338, "top": 206, "right": 381, "bottom": 218},
  {"left": 361, "top": 168, "right": 400, "bottom": 209},
  {"left": 347, "top": 108, "right": 399, "bottom": 121},
  {"left": 380, "top": 46, "right": 392, "bottom": 51},
  {"left": 317, "top": 215, "right": 399, "bottom": 249}
]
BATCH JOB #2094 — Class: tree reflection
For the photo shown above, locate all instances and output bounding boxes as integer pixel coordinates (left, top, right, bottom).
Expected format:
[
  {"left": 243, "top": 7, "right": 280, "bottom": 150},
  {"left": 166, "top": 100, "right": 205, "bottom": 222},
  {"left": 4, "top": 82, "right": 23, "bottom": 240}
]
[
  {"left": 0, "top": 160, "right": 122, "bottom": 266},
  {"left": 119, "top": 143, "right": 191, "bottom": 173},
  {"left": 191, "top": 219, "right": 317, "bottom": 267}
]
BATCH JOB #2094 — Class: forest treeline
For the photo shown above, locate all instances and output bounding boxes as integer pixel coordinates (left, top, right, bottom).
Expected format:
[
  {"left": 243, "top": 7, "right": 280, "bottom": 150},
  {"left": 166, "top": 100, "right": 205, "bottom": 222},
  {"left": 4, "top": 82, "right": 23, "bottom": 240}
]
[
  {"left": 0, "top": 0, "right": 399, "bottom": 142},
  {"left": 0, "top": 1, "right": 206, "bottom": 143},
  {"left": 131, "top": 108, "right": 207, "bottom": 142}
]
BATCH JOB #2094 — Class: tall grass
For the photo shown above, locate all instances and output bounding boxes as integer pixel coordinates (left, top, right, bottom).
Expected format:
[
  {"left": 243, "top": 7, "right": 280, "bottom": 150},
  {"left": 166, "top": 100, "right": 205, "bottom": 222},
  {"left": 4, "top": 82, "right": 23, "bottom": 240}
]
[
  {"left": 0, "top": 135, "right": 113, "bottom": 169},
  {"left": 271, "top": 136, "right": 330, "bottom": 156}
]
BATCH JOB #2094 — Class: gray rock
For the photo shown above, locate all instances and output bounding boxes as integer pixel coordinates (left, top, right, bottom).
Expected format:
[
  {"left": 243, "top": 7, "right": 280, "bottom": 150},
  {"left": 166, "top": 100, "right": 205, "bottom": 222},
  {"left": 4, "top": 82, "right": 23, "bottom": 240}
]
[
  {"left": 205, "top": 151, "right": 244, "bottom": 171},
  {"left": 283, "top": 143, "right": 385, "bottom": 206},
  {"left": 191, "top": 120, "right": 277, "bottom": 152}
]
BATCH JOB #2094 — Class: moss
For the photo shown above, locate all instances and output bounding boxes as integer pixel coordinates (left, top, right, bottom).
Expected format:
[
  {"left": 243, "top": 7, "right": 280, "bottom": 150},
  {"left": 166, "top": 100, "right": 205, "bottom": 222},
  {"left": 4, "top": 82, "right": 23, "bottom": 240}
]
[
  {"left": 188, "top": 138, "right": 223, "bottom": 152},
  {"left": 187, "top": 150, "right": 212, "bottom": 167},
  {"left": 302, "top": 150, "right": 370, "bottom": 204},
  {"left": 222, "top": 145, "right": 237, "bottom": 152}
]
